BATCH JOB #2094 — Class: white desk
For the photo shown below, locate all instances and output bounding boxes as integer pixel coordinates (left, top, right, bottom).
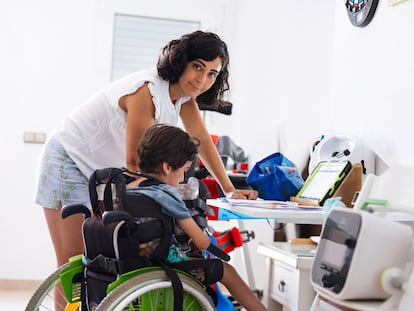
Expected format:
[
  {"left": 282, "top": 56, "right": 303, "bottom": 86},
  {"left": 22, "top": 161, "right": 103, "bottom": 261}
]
[
  {"left": 207, "top": 199, "right": 414, "bottom": 225},
  {"left": 207, "top": 199, "right": 325, "bottom": 224}
]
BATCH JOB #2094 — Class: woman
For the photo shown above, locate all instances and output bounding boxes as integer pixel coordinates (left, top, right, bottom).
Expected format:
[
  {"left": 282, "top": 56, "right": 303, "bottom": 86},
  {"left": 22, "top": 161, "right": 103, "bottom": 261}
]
[{"left": 35, "top": 30, "right": 258, "bottom": 270}]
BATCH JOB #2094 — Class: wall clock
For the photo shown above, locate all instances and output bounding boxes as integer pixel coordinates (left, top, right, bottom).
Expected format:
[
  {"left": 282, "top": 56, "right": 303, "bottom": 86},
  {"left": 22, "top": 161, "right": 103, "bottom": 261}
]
[{"left": 345, "top": 0, "right": 379, "bottom": 27}]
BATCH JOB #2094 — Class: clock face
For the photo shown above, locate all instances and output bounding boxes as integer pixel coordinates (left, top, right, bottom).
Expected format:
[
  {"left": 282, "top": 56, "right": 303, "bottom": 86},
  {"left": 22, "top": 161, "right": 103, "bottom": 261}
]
[{"left": 345, "top": 0, "right": 379, "bottom": 27}]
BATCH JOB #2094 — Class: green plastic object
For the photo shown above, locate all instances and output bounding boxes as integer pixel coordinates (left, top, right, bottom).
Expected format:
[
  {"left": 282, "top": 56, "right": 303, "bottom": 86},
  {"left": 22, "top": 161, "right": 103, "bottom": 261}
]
[
  {"left": 139, "top": 287, "right": 203, "bottom": 310},
  {"left": 60, "top": 254, "right": 83, "bottom": 303},
  {"left": 359, "top": 198, "right": 388, "bottom": 211}
]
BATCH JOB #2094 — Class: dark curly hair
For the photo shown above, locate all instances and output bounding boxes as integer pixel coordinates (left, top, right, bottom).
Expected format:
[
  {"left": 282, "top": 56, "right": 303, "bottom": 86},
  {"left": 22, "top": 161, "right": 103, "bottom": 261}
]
[
  {"left": 157, "top": 30, "right": 229, "bottom": 106},
  {"left": 138, "top": 124, "right": 199, "bottom": 173}
]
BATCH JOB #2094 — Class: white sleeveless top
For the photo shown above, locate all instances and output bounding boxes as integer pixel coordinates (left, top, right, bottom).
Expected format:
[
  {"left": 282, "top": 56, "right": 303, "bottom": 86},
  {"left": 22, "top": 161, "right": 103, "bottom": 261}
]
[{"left": 53, "top": 68, "right": 190, "bottom": 178}]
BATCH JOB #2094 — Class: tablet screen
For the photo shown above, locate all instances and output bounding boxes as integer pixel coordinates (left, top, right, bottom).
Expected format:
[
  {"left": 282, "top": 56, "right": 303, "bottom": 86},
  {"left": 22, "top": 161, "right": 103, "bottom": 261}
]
[{"left": 297, "top": 161, "right": 351, "bottom": 201}]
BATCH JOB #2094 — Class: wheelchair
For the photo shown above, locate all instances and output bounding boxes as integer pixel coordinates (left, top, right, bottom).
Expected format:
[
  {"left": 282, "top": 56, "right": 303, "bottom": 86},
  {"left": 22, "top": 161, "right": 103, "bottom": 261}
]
[{"left": 25, "top": 168, "right": 230, "bottom": 311}]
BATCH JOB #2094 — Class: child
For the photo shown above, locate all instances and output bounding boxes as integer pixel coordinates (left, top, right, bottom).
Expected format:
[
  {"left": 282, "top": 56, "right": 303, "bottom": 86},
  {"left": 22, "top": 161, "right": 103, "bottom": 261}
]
[{"left": 127, "top": 124, "right": 267, "bottom": 311}]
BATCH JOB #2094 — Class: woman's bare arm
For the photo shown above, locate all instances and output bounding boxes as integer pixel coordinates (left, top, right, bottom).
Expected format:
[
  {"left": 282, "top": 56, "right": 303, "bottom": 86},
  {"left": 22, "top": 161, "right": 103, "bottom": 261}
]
[
  {"left": 180, "top": 100, "right": 259, "bottom": 199},
  {"left": 120, "top": 83, "right": 155, "bottom": 172},
  {"left": 180, "top": 100, "right": 235, "bottom": 194}
]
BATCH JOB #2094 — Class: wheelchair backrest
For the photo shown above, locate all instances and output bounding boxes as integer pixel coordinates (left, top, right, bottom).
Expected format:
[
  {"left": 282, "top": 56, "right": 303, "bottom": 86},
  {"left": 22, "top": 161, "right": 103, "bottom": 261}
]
[
  {"left": 88, "top": 167, "right": 127, "bottom": 217},
  {"left": 85, "top": 167, "right": 175, "bottom": 267},
  {"left": 86, "top": 167, "right": 210, "bottom": 263}
]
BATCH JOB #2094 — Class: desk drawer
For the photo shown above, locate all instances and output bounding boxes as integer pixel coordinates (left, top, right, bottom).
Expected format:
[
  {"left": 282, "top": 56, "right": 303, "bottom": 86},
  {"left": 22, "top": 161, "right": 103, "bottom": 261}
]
[{"left": 269, "top": 260, "right": 300, "bottom": 310}]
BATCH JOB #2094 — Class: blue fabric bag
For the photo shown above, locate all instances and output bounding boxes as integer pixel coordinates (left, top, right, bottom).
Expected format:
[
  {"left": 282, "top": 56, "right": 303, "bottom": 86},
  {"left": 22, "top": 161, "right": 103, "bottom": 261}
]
[{"left": 246, "top": 152, "right": 304, "bottom": 200}]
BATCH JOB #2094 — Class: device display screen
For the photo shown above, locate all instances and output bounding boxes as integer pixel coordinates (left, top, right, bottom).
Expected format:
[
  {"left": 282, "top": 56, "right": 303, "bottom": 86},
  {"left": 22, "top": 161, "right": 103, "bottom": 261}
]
[
  {"left": 311, "top": 209, "right": 361, "bottom": 293},
  {"left": 297, "top": 161, "right": 350, "bottom": 202}
]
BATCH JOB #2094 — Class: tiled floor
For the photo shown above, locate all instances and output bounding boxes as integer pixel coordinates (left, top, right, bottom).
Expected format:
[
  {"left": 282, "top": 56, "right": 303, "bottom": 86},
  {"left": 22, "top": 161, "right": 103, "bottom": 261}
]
[
  {"left": 0, "top": 289, "right": 34, "bottom": 310},
  {"left": 0, "top": 279, "right": 39, "bottom": 310},
  {"left": 2, "top": 280, "right": 248, "bottom": 310}
]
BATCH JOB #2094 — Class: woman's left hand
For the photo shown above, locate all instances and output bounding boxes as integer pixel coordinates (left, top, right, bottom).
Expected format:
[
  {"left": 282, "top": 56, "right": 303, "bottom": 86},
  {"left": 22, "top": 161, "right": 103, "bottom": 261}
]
[{"left": 226, "top": 189, "right": 259, "bottom": 200}]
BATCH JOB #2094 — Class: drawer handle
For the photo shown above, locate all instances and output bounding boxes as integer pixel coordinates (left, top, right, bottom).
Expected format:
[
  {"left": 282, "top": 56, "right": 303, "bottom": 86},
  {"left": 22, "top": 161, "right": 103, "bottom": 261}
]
[{"left": 278, "top": 280, "right": 286, "bottom": 292}]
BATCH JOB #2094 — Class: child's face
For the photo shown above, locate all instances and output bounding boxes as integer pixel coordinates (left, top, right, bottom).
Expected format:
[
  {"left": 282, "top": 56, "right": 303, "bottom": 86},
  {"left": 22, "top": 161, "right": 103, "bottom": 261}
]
[{"left": 164, "top": 160, "right": 194, "bottom": 187}]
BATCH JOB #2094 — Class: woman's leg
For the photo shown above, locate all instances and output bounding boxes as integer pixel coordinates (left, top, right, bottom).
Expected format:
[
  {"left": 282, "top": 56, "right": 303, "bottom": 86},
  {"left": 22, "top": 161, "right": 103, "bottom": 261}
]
[
  {"left": 36, "top": 138, "right": 90, "bottom": 266},
  {"left": 43, "top": 204, "right": 84, "bottom": 311},
  {"left": 219, "top": 262, "right": 268, "bottom": 311},
  {"left": 43, "top": 203, "right": 84, "bottom": 267},
  {"left": 36, "top": 138, "right": 90, "bottom": 310}
]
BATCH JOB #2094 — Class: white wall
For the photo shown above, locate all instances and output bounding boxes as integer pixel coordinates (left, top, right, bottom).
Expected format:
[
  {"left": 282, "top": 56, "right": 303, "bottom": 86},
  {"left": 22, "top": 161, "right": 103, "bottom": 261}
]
[
  {"left": 234, "top": 0, "right": 336, "bottom": 171},
  {"left": 330, "top": 0, "right": 414, "bottom": 168},
  {"left": 1, "top": 0, "right": 413, "bottom": 296}
]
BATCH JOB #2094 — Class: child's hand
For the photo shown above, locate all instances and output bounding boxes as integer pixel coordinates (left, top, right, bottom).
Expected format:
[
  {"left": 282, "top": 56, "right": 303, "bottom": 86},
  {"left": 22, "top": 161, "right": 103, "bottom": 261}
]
[{"left": 189, "top": 239, "right": 200, "bottom": 252}]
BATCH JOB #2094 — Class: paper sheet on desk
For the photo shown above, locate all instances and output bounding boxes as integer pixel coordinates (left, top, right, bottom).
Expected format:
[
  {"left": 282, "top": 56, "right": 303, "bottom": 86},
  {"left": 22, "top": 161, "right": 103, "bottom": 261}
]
[{"left": 226, "top": 199, "right": 323, "bottom": 210}]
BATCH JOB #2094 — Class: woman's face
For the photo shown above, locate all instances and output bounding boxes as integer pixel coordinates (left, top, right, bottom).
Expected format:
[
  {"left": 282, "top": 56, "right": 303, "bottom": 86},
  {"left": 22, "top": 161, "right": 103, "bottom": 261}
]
[{"left": 178, "top": 57, "right": 222, "bottom": 99}]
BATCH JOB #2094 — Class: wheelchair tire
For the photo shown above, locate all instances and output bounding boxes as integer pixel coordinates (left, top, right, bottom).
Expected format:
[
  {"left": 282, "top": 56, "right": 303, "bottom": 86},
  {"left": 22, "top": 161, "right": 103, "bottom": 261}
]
[
  {"left": 25, "top": 262, "right": 81, "bottom": 311},
  {"left": 95, "top": 269, "right": 215, "bottom": 311}
]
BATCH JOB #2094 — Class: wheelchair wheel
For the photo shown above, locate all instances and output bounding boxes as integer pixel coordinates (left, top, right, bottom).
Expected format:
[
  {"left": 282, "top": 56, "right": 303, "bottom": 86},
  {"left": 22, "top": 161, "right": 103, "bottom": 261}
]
[
  {"left": 25, "top": 257, "right": 83, "bottom": 311},
  {"left": 95, "top": 269, "right": 215, "bottom": 311}
]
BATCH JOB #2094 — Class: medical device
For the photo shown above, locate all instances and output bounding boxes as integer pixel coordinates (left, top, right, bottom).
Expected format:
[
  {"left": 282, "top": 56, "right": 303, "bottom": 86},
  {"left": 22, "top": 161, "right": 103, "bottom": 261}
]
[{"left": 311, "top": 207, "right": 413, "bottom": 300}]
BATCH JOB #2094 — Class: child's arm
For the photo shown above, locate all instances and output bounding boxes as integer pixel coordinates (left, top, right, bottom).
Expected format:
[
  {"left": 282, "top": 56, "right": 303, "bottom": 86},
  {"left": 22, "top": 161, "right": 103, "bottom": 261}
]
[{"left": 177, "top": 217, "right": 211, "bottom": 251}]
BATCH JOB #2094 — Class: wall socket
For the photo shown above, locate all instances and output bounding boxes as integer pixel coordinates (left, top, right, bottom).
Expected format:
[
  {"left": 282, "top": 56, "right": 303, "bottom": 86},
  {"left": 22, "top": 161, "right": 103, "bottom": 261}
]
[{"left": 23, "top": 132, "right": 47, "bottom": 144}]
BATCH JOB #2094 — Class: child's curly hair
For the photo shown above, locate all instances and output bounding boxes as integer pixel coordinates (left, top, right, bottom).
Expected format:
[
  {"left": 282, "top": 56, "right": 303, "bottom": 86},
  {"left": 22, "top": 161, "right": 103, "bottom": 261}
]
[{"left": 138, "top": 124, "right": 199, "bottom": 173}]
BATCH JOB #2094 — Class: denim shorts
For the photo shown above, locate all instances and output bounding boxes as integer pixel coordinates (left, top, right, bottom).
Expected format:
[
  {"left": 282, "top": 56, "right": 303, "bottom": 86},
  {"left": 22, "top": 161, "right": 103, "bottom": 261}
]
[{"left": 34, "top": 137, "right": 91, "bottom": 209}]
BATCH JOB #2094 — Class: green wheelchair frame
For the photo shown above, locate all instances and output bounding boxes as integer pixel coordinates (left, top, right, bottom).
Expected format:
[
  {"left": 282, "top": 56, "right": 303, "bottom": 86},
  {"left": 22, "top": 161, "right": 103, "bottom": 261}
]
[{"left": 25, "top": 253, "right": 216, "bottom": 311}]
